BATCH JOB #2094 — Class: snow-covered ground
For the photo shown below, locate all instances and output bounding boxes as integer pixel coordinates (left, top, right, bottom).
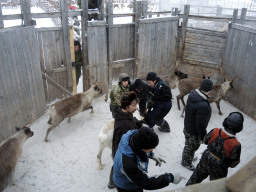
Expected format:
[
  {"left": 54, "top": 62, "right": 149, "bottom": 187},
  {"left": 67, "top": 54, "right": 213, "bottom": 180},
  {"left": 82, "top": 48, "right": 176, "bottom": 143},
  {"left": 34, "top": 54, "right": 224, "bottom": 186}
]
[{"left": 3, "top": 87, "right": 256, "bottom": 192}]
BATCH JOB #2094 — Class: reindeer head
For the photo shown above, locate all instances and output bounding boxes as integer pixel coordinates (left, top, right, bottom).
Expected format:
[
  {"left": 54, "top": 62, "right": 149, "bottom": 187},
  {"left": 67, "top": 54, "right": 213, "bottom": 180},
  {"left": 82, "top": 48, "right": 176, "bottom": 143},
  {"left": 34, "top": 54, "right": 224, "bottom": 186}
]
[
  {"left": 220, "top": 67, "right": 239, "bottom": 91},
  {"left": 92, "top": 82, "right": 103, "bottom": 96},
  {"left": 15, "top": 126, "right": 34, "bottom": 138},
  {"left": 174, "top": 70, "right": 188, "bottom": 80}
]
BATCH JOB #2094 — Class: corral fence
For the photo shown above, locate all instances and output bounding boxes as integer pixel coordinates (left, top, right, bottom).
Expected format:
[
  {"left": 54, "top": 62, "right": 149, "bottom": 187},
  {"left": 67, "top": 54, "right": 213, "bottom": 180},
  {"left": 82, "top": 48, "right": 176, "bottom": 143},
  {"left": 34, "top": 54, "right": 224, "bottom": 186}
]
[{"left": 1, "top": 1, "right": 256, "bottom": 141}]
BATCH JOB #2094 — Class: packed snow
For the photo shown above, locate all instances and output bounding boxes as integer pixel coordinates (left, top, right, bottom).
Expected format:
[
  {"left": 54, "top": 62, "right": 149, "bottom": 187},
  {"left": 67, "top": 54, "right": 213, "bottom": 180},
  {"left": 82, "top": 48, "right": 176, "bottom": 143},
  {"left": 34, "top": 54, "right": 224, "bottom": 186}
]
[{"left": 3, "top": 87, "right": 256, "bottom": 192}]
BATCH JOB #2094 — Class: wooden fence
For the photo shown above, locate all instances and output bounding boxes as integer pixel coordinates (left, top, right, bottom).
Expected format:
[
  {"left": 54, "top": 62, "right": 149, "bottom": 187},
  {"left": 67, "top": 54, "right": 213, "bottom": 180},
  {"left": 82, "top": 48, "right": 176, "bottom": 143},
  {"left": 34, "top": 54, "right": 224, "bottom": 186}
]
[
  {"left": 0, "top": 27, "right": 46, "bottom": 141},
  {"left": 223, "top": 23, "right": 256, "bottom": 120}
]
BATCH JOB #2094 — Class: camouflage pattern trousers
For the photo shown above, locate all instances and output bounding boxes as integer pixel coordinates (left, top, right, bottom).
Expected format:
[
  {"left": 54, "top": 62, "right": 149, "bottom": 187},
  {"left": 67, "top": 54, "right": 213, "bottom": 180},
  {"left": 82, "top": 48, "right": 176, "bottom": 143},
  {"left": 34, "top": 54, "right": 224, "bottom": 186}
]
[
  {"left": 181, "top": 130, "right": 201, "bottom": 166},
  {"left": 186, "top": 150, "right": 229, "bottom": 186}
]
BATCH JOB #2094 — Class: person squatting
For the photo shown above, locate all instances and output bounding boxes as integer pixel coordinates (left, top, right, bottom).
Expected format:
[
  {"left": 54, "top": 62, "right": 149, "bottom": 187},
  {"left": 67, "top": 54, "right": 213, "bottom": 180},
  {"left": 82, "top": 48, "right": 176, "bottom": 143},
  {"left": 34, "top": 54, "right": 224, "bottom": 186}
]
[{"left": 108, "top": 72, "right": 244, "bottom": 191}]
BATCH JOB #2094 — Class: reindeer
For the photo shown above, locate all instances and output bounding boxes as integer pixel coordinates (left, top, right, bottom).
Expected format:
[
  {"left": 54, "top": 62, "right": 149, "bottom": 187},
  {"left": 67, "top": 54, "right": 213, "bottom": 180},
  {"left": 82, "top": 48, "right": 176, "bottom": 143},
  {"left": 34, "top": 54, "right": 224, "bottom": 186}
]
[
  {"left": 0, "top": 113, "right": 34, "bottom": 191},
  {"left": 44, "top": 84, "right": 102, "bottom": 142},
  {"left": 160, "top": 59, "right": 188, "bottom": 89},
  {"left": 180, "top": 68, "right": 238, "bottom": 117}
]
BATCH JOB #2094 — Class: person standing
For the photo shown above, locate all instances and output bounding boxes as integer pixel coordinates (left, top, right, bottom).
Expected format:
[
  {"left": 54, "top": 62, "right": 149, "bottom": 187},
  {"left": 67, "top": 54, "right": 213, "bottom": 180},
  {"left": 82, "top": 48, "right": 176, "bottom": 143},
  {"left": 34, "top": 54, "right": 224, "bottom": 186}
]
[
  {"left": 108, "top": 91, "right": 144, "bottom": 189},
  {"left": 144, "top": 72, "right": 172, "bottom": 132},
  {"left": 186, "top": 112, "right": 244, "bottom": 185},
  {"left": 109, "top": 73, "right": 131, "bottom": 117},
  {"left": 74, "top": 40, "right": 83, "bottom": 85},
  {"left": 181, "top": 79, "right": 213, "bottom": 171},
  {"left": 129, "top": 79, "right": 149, "bottom": 117},
  {"left": 113, "top": 127, "right": 185, "bottom": 192}
]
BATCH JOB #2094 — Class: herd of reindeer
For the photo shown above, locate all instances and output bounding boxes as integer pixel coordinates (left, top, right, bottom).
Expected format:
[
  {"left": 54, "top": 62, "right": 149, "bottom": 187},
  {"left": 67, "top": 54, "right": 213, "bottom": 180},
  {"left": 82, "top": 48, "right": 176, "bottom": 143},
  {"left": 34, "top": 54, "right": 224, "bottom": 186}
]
[{"left": 0, "top": 61, "right": 238, "bottom": 191}]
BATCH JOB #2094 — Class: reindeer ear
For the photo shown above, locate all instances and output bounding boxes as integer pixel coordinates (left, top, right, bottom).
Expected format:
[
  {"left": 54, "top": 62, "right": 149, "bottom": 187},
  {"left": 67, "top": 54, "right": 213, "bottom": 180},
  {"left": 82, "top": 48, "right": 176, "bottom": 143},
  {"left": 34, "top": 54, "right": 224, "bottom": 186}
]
[{"left": 15, "top": 127, "right": 21, "bottom": 131}]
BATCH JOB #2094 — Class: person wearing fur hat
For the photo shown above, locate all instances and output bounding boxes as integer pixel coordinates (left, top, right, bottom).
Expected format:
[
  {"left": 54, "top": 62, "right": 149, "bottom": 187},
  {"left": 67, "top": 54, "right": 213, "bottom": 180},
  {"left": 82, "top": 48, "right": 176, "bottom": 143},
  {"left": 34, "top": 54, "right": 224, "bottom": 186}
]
[
  {"left": 186, "top": 112, "right": 244, "bottom": 185},
  {"left": 144, "top": 72, "right": 172, "bottom": 133},
  {"left": 74, "top": 40, "right": 83, "bottom": 85},
  {"left": 113, "top": 127, "right": 185, "bottom": 192},
  {"left": 108, "top": 91, "right": 144, "bottom": 189},
  {"left": 110, "top": 73, "right": 131, "bottom": 117},
  {"left": 181, "top": 79, "right": 213, "bottom": 171},
  {"left": 129, "top": 79, "right": 149, "bottom": 117}
]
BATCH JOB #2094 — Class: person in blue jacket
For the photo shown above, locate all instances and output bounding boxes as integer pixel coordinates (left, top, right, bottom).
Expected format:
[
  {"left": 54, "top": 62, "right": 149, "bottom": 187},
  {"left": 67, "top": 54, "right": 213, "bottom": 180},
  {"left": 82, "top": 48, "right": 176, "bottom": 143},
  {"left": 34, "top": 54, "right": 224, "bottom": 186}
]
[{"left": 113, "top": 127, "right": 184, "bottom": 192}]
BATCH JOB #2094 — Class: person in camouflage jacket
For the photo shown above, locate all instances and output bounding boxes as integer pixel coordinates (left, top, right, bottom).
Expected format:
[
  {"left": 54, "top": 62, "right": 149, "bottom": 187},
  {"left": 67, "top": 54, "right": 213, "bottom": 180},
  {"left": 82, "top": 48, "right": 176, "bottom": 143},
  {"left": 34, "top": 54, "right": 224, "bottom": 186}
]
[
  {"left": 186, "top": 112, "right": 244, "bottom": 186},
  {"left": 110, "top": 73, "right": 131, "bottom": 117},
  {"left": 74, "top": 41, "right": 83, "bottom": 85}
]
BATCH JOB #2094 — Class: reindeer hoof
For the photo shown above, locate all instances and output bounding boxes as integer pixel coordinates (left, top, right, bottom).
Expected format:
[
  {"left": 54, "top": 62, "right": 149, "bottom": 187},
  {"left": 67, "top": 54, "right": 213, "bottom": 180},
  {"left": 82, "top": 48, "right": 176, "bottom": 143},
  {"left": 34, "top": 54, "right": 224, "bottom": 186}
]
[
  {"left": 219, "top": 112, "right": 223, "bottom": 115},
  {"left": 97, "top": 164, "right": 106, "bottom": 170},
  {"left": 44, "top": 139, "right": 48, "bottom": 142}
]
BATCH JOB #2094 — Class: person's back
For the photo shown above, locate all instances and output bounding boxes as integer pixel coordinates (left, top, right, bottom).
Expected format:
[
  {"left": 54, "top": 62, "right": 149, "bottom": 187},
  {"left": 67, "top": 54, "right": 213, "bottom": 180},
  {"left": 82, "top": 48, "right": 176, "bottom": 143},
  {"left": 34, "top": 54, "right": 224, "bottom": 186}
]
[{"left": 186, "top": 112, "right": 244, "bottom": 185}]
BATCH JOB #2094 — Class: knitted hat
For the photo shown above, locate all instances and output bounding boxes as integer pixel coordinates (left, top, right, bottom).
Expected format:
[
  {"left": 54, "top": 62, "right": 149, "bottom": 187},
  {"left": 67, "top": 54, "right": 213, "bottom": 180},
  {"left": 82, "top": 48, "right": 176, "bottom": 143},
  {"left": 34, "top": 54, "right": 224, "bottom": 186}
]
[
  {"left": 200, "top": 79, "right": 213, "bottom": 92},
  {"left": 133, "top": 127, "right": 159, "bottom": 149},
  {"left": 119, "top": 73, "right": 130, "bottom": 83},
  {"left": 146, "top": 72, "right": 158, "bottom": 81},
  {"left": 223, "top": 112, "right": 244, "bottom": 133},
  {"left": 134, "top": 79, "right": 143, "bottom": 89}
]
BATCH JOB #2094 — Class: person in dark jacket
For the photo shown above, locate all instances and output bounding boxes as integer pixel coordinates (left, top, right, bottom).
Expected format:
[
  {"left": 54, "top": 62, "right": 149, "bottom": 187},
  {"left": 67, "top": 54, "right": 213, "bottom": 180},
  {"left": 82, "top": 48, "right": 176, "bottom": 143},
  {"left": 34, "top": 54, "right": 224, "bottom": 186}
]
[
  {"left": 113, "top": 127, "right": 184, "bottom": 192},
  {"left": 186, "top": 112, "right": 244, "bottom": 185},
  {"left": 129, "top": 79, "right": 149, "bottom": 117},
  {"left": 74, "top": 40, "right": 83, "bottom": 85},
  {"left": 108, "top": 91, "right": 143, "bottom": 189},
  {"left": 144, "top": 72, "right": 172, "bottom": 132},
  {"left": 181, "top": 79, "right": 213, "bottom": 171}
]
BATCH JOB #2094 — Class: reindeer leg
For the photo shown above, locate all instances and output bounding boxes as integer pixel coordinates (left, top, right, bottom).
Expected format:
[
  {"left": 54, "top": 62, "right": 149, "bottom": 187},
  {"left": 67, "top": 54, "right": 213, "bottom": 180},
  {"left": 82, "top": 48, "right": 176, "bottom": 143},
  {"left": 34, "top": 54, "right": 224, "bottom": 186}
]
[
  {"left": 67, "top": 117, "right": 71, "bottom": 123},
  {"left": 181, "top": 105, "right": 186, "bottom": 117},
  {"left": 90, "top": 106, "right": 94, "bottom": 114},
  {"left": 177, "top": 95, "right": 181, "bottom": 110},
  {"left": 44, "top": 126, "right": 54, "bottom": 142},
  {"left": 216, "top": 100, "right": 223, "bottom": 115},
  {"left": 97, "top": 143, "right": 106, "bottom": 170},
  {"left": 181, "top": 96, "right": 186, "bottom": 108}
]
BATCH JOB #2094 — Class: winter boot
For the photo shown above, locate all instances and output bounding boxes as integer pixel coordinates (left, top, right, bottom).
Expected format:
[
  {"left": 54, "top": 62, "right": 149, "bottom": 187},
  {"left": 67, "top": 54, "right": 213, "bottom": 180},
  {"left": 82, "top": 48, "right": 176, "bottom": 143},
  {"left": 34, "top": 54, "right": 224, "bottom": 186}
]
[
  {"left": 158, "top": 120, "right": 170, "bottom": 133},
  {"left": 181, "top": 163, "right": 195, "bottom": 171}
]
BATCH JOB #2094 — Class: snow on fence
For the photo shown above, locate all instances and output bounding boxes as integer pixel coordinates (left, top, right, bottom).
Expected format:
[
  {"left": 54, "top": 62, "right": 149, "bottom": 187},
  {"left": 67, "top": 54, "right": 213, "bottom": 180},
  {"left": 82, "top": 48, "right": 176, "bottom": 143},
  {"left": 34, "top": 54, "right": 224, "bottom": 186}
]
[
  {"left": 0, "top": 27, "right": 46, "bottom": 141},
  {"left": 223, "top": 23, "right": 256, "bottom": 120}
]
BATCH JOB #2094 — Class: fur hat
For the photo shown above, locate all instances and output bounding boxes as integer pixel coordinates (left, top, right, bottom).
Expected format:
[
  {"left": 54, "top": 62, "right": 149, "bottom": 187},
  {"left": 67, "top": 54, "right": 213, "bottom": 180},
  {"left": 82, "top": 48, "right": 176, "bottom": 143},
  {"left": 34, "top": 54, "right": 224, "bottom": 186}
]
[
  {"left": 119, "top": 73, "right": 130, "bottom": 83},
  {"left": 146, "top": 72, "right": 158, "bottom": 81},
  {"left": 223, "top": 112, "right": 244, "bottom": 133},
  {"left": 133, "top": 127, "right": 159, "bottom": 149},
  {"left": 121, "top": 91, "right": 137, "bottom": 109},
  {"left": 200, "top": 79, "right": 213, "bottom": 92},
  {"left": 134, "top": 79, "right": 143, "bottom": 89}
]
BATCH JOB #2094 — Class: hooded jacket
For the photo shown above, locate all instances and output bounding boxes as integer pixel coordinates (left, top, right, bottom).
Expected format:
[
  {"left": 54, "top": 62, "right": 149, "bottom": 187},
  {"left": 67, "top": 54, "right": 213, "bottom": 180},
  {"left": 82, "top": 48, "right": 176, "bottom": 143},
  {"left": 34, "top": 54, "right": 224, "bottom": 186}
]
[
  {"left": 113, "top": 130, "right": 170, "bottom": 190},
  {"left": 112, "top": 107, "right": 141, "bottom": 158},
  {"left": 184, "top": 89, "right": 212, "bottom": 140}
]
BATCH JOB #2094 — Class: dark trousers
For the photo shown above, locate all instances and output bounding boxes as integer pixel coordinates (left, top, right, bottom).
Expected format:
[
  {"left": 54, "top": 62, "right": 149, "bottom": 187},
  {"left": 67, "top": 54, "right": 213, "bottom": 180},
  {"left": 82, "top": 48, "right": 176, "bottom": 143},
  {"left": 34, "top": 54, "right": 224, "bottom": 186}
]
[
  {"left": 138, "top": 100, "right": 147, "bottom": 117},
  {"left": 181, "top": 130, "right": 201, "bottom": 166},
  {"left": 117, "top": 187, "right": 143, "bottom": 192},
  {"left": 110, "top": 104, "right": 120, "bottom": 118},
  {"left": 144, "top": 101, "right": 172, "bottom": 128},
  {"left": 186, "top": 150, "right": 228, "bottom": 186}
]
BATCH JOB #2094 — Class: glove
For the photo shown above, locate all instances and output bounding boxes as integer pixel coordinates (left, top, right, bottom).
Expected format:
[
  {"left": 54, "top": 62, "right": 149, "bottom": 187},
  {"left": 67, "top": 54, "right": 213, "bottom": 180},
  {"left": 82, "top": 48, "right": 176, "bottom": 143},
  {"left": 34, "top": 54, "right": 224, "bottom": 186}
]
[
  {"left": 152, "top": 154, "right": 166, "bottom": 167},
  {"left": 172, "top": 173, "right": 185, "bottom": 184}
]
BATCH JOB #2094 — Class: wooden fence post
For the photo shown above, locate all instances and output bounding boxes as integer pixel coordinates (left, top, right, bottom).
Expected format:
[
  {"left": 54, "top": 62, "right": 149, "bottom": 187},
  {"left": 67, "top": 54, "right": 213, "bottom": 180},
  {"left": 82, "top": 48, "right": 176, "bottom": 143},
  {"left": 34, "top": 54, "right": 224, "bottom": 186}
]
[
  {"left": 60, "top": 0, "right": 73, "bottom": 88},
  {"left": 179, "top": 4, "right": 190, "bottom": 59},
  {"left": 0, "top": 2, "right": 3, "bottom": 29},
  {"left": 20, "top": 0, "right": 33, "bottom": 26},
  {"left": 216, "top": 5, "right": 223, "bottom": 17},
  {"left": 69, "top": 26, "right": 77, "bottom": 94},
  {"left": 142, "top": 1, "right": 148, "bottom": 19},
  {"left": 81, "top": 0, "right": 90, "bottom": 91},
  {"left": 232, "top": 9, "right": 238, "bottom": 24},
  {"left": 97, "top": 0, "right": 104, "bottom": 20},
  {"left": 240, "top": 8, "right": 247, "bottom": 25},
  {"left": 106, "top": 2, "right": 114, "bottom": 88},
  {"left": 134, "top": 1, "right": 143, "bottom": 79}
]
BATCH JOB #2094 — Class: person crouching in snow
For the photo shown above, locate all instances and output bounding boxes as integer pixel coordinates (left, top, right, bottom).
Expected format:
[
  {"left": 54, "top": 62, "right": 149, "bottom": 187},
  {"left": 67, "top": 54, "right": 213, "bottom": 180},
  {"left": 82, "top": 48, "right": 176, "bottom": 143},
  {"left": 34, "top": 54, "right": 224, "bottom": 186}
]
[
  {"left": 113, "top": 127, "right": 184, "bottom": 192},
  {"left": 144, "top": 72, "right": 172, "bottom": 133},
  {"left": 186, "top": 112, "right": 244, "bottom": 186}
]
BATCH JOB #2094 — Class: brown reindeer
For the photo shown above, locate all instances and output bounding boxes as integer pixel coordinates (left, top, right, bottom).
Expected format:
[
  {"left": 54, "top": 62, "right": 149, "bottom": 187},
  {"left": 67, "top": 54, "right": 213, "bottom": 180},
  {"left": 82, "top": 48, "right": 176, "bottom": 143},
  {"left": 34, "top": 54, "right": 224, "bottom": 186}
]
[{"left": 45, "top": 84, "right": 102, "bottom": 142}]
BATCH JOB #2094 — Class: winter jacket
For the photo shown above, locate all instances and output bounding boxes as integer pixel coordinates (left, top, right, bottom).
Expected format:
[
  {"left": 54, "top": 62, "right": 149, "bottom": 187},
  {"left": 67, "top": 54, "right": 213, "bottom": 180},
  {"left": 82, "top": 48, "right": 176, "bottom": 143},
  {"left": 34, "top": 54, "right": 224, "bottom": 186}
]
[
  {"left": 110, "top": 84, "right": 130, "bottom": 106},
  {"left": 184, "top": 89, "right": 212, "bottom": 141},
  {"left": 148, "top": 78, "right": 172, "bottom": 108},
  {"left": 112, "top": 107, "right": 141, "bottom": 158},
  {"left": 113, "top": 130, "right": 170, "bottom": 191},
  {"left": 204, "top": 128, "right": 241, "bottom": 167},
  {"left": 75, "top": 51, "right": 83, "bottom": 79}
]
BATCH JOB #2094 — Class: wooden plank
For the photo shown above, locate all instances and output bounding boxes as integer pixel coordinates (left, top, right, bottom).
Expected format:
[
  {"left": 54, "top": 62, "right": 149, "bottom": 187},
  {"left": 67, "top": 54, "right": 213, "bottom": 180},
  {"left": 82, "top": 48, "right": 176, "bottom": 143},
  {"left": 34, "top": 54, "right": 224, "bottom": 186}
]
[
  {"left": 232, "top": 9, "right": 238, "bottom": 23},
  {"left": 60, "top": 0, "right": 72, "bottom": 88},
  {"left": 20, "top": 0, "right": 32, "bottom": 26},
  {"left": 186, "top": 32, "right": 227, "bottom": 42},
  {"left": 232, "top": 23, "right": 256, "bottom": 34},
  {"left": 138, "top": 16, "right": 179, "bottom": 24},
  {"left": 185, "top": 38, "right": 226, "bottom": 49},
  {"left": 240, "top": 8, "right": 247, "bottom": 25},
  {"left": 186, "top": 28, "right": 227, "bottom": 37},
  {"left": 81, "top": 0, "right": 90, "bottom": 91},
  {"left": 0, "top": 3, "right": 3, "bottom": 28},
  {"left": 35, "top": 26, "right": 62, "bottom": 32},
  {"left": 69, "top": 26, "right": 77, "bottom": 94},
  {"left": 226, "top": 157, "right": 256, "bottom": 192}
]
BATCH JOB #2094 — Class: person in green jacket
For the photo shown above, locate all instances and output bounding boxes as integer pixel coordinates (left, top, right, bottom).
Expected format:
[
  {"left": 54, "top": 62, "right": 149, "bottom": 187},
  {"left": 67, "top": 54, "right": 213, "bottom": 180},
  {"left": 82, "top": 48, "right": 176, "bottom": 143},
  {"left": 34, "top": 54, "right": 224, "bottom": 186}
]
[
  {"left": 74, "top": 40, "right": 83, "bottom": 85},
  {"left": 110, "top": 73, "right": 131, "bottom": 117}
]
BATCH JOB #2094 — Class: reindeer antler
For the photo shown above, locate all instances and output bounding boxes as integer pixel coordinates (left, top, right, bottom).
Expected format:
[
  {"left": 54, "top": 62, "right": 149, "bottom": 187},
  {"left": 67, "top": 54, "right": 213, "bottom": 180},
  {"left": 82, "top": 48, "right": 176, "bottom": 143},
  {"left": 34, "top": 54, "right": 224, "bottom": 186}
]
[
  {"left": 15, "top": 108, "right": 22, "bottom": 127},
  {"left": 27, "top": 112, "right": 34, "bottom": 127},
  {"left": 219, "top": 66, "right": 230, "bottom": 81}
]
